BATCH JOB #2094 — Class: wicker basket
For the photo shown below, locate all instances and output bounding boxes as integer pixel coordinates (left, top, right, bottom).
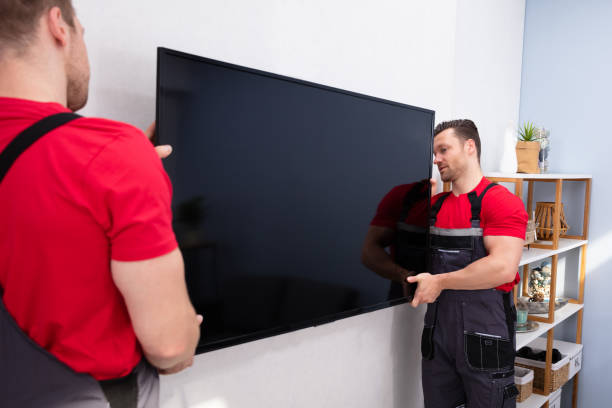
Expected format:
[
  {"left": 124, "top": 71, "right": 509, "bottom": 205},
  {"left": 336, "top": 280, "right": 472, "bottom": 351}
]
[
  {"left": 534, "top": 202, "right": 569, "bottom": 240},
  {"left": 514, "top": 366, "right": 534, "bottom": 402},
  {"left": 515, "top": 351, "right": 570, "bottom": 393}
]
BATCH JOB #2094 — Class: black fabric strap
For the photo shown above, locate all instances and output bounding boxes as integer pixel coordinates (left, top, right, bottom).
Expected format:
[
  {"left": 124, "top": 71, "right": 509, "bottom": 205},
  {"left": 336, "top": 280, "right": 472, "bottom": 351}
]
[
  {"left": 0, "top": 112, "right": 80, "bottom": 185},
  {"left": 467, "top": 182, "right": 498, "bottom": 221},
  {"left": 429, "top": 192, "right": 450, "bottom": 225},
  {"left": 99, "top": 371, "right": 138, "bottom": 408}
]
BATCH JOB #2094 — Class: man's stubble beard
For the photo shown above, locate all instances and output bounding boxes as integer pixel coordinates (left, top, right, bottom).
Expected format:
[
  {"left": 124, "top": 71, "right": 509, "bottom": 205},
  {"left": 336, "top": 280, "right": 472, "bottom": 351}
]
[
  {"left": 440, "top": 169, "right": 455, "bottom": 183},
  {"left": 66, "top": 68, "right": 89, "bottom": 112},
  {"left": 65, "top": 41, "right": 90, "bottom": 112}
]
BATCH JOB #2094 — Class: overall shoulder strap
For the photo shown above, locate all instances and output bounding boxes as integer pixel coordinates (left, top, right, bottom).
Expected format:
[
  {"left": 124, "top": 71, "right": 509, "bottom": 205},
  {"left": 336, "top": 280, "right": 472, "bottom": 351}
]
[
  {"left": 467, "top": 182, "right": 498, "bottom": 222},
  {"left": 0, "top": 112, "right": 81, "bottom": 185},
  {"left": 429, "top": 192, "right": 450, "bottom": 226}
]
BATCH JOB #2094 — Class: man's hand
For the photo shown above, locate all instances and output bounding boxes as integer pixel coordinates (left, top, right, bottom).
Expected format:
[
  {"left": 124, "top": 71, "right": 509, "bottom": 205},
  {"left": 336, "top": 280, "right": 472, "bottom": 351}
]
[
  {"left": 407, "top": 273, "right": 443, "bottom": 307},
  {"left": 144, "top": 122, "right": 173, "bottom": 159}
]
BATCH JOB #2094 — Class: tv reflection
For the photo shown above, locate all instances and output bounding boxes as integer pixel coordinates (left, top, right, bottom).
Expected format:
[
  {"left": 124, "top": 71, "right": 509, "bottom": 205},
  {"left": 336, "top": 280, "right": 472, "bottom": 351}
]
[
  {"left": 174, "top": 195, "right": 361, "bottom": 343},
  {"left": 361, "top": 179, "right": 430, "bottom": 302}
]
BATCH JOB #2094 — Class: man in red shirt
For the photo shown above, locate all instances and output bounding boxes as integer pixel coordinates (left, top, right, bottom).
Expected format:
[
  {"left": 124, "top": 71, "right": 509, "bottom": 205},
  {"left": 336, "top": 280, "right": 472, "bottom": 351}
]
[
  {"left": 362, "top": 120, "right": 527, "bottom": 407},
  {"left": 0, "top": 1, "right": 201, "bottom": 407}
]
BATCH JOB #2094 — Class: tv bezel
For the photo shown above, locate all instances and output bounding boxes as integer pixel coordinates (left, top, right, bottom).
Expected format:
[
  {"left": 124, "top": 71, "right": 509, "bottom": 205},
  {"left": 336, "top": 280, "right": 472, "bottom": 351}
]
[{"left": 155, "top": 46, "right": 434, "bottom": 353}]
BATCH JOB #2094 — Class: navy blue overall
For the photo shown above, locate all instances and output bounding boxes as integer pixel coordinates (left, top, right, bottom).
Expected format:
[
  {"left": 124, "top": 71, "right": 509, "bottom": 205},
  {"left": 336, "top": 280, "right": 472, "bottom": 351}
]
[
  {"left": 421, "top": 184, "right": 519, "bottom": 408},
  {"left": 0, "top": 113, "right": 159, "bottom": 408}
]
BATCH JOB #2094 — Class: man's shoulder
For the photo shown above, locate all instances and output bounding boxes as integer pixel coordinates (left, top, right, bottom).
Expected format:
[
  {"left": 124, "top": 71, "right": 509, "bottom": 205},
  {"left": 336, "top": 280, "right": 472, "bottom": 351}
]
[
  {"left": 66, "top": 118, "right": 160, "bottom": 182},
  {"left": 66, "top": 117, "right": 155, "bottom": 162},
  {"left": 482, "top": 183, "right": 527, "bottom": 215},
  {"left": 483, "top": 182, "right": 519, "bottom": 201},
  {"left": 0, "top": 100, "right": 144, "bottom": 143},
  {"left": 70, "top": 116, "right": 144, "bottom": 141}
]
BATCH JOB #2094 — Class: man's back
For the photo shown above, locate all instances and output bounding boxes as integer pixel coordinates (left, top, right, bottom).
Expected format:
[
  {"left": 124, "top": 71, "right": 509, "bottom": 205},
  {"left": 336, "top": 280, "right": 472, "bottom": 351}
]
[{"left": 0, "top": 97, "right": 177, "bottom": 380}]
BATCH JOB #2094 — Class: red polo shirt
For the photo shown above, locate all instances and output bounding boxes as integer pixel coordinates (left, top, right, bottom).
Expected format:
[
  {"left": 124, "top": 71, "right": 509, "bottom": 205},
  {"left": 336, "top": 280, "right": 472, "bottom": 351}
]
[{"left": 0, "top": 97, "right": 178, "bottom": 380}]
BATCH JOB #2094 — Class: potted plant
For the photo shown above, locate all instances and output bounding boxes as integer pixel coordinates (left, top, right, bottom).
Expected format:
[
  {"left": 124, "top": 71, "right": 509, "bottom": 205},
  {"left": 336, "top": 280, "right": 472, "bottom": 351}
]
[{"left": 516, "top": 121, "right": 541, "bottom": 173}]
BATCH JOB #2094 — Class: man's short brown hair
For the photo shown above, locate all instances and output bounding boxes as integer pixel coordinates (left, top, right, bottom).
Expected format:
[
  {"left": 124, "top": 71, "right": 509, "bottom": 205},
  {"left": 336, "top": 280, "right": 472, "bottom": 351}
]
[
  {"left": 434, "top": 119, "right": 481, "bottom": 162},
  {"left": 0, "top": 0, "right": 75, "bottom": 54}
]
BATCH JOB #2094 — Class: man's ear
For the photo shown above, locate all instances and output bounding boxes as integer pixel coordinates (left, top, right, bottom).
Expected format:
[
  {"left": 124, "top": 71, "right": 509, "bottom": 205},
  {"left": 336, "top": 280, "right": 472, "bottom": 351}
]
[
  {"left": 465, "top": 138, "right": 477, "bottom": 156},
  {"left": 46, "top": 7, "right": 70, "bottom": 47}
]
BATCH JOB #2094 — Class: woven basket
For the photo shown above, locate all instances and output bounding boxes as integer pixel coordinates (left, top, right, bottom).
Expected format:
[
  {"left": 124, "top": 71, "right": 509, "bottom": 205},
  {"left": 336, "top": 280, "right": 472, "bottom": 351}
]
[
  {"left": 535, "top": 202, "right": 569, "bottom": 240},
  {"left": 515, "top": 359, "right": 569, "bottom": 393},
  {"left": 517, "top": 381, "right": 533, "bottom": 402},
  {"left": 514, "top": 366, "right": 534, "bottom": 402}
]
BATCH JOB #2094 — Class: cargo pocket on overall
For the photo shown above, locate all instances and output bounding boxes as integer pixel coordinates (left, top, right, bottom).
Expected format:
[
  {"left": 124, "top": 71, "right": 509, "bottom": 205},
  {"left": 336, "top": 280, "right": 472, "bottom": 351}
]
[
  {"left": 462, "top": 300, "right": 514, "bottom": 371},
  {"left": 431, "top": 247, "right": 472, "bottom": 273},
  {"left": 500, "top": 383, "right": 519, "bottom": 407},
  {"left": 464, "top": 332, "right": 514, "bottom": 371},
  {"left": 490, "top": 373, "right": 519, "bottom": 408}
]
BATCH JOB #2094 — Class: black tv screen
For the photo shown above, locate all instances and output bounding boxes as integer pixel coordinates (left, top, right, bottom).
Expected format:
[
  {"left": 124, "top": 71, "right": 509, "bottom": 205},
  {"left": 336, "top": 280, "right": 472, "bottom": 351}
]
[{"left": 156, "top": 47, "right": 434, "bottom": 352}]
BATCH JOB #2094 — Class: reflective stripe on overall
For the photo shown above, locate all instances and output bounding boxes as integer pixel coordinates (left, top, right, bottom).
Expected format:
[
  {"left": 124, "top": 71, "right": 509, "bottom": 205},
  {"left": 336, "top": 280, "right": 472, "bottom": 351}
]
[
  {"left": 421, "top": 183, "right": 519, "bottom": 408},
  {"left": 0, "top": 114, "right": 159, "bottom": 408}
]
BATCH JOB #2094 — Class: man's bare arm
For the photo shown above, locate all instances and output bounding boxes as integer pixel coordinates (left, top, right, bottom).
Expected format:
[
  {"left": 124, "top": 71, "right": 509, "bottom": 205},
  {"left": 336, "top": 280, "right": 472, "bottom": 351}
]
[
  {"left": 111, "top": 248, "right": 201, "bottom": 371},
  {"left": 408, "top": 235, "right": 523, "bottom": 306}
]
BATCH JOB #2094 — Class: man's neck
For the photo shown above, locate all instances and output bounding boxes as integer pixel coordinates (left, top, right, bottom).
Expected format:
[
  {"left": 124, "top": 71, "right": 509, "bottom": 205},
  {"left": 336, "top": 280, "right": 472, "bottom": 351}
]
[
  {"left": 0, "top": 49, "right": 67, "bottom": 107},
  {"left": 450, "top": 166, "right": 484, "bottom": 196}
]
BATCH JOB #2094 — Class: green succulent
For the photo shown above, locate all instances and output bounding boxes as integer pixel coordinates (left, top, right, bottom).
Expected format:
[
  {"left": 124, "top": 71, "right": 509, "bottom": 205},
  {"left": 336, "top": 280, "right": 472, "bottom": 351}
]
[{"left": 518, "top": 121, "right": 539, "bottom": 142}]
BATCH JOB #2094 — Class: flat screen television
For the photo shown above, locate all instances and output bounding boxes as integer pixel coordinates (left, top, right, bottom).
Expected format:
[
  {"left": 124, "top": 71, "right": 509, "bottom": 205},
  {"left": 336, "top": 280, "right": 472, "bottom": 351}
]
[{"left": 156, "top": 47, "right": 434, "bottom": 353}]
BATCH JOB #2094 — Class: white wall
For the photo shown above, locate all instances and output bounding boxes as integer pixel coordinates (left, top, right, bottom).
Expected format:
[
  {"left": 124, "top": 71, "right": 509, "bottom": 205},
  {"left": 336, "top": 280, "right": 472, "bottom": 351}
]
[
  {"left": 74, "top": 1, "right": 525, "bottom": 407},
  {"left": 452, "top": 0, "right": 526, "bottom": 172}
]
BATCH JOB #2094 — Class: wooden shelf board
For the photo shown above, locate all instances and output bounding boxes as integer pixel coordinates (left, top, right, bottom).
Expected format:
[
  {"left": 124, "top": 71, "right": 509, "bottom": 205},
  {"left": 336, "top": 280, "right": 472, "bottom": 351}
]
[
  {"left": 486, "top": 172, "right": 592, "bottom": 180},
  {"left": 517, "top": 392, "right": 549, "bottom": 408},
  {"left": 516, "top": 303, "right": 584, "bottom": 350},
  {"left": 520, "top": 239, "right": 587, "bottom": 266}
]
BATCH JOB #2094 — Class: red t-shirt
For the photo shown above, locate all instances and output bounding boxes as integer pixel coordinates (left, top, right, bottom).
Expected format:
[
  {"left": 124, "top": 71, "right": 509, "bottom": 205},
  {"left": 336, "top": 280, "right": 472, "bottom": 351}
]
[
  {"left": 371, "top": 178, "right": 527, "bottom": 292},
  {"left": 0, "top": 97, "right": 178, "bottom": 380}
]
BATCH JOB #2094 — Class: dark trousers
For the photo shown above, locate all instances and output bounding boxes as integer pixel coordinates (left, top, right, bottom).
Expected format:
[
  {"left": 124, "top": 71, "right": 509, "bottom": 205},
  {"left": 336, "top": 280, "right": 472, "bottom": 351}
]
[
  {"left": 422, "top": 289, "right": 517, "bottom": 408},
  {"left": 1, "top": 293, "right": 159, "bottom": 408}
]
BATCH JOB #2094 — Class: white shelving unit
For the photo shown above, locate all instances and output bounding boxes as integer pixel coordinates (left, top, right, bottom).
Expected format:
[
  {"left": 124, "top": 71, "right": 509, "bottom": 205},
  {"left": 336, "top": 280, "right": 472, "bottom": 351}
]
[
  {"left": 483, "top": 173, "right": 591, "bottom": 408},
  {"left": 514, "top": 245, "right": 585, "bottom": 408}
]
